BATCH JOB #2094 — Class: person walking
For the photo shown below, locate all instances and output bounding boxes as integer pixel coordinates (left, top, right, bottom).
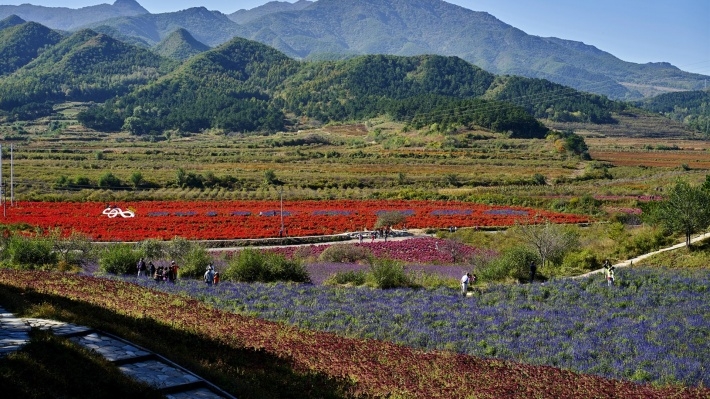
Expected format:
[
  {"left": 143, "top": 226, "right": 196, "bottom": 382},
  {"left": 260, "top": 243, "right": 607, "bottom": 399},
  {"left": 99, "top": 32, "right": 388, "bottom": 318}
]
[
  {"left": 529, "top": 261, "right": 537, "bottom": 284},
  {"left": 604, "top": 263, "right": 615, "bottom": 287},
  {"left": 154, "top": 265, "right": 163, "bottom": 284},
  {"left": 461, "top": 273, "right": 472, "bottom": 297},
  {"left": 170, "top": 261, "right": 179, "bottom": 283},
  {"left": 137, "top": 257, "right": 146, "bottom": 277},
  {"left": 204, "top": 264, "right": 214, "bottom": 286}
]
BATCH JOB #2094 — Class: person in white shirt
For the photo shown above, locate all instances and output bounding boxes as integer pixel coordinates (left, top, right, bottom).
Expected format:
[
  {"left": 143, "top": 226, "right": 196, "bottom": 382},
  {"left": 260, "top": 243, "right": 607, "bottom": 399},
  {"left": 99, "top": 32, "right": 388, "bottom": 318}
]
[{"left": 461, "top": 273, "right": 472, "bottom": 296}]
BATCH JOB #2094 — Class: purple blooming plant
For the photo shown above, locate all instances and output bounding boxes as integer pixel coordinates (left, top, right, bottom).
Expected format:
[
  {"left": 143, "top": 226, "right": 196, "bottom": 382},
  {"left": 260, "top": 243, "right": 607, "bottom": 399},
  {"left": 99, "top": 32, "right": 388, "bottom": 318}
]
[
  {"left": 267, "top": 237, "right": 484, "bottom": 265},
  {"left": 117, "top": 267, "right": 710, "bottom": 387}
]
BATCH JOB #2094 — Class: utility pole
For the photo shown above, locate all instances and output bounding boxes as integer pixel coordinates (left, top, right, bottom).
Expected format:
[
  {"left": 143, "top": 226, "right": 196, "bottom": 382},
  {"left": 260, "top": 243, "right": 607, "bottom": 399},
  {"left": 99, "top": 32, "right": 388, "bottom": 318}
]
[
  {"left": 279, "top": 186, "right": 285, "bottom": 237},
  {"left": 0, "top": 144, "right": 4, "bottom": 217},
  {"left": 10, "top": 144, "right": 13, "bottom": 206}
]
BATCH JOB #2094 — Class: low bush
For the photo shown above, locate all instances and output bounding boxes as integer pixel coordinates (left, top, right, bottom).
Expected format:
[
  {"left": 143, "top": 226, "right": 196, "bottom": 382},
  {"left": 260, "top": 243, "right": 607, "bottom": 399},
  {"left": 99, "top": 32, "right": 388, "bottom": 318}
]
[
  {"left": 318, "top": 244, "right": 372, "bottom": 263},
  {"left": 367, "top": 258, "right": 410, "bottom": 289},
  {"left": 224, "top": 248, "right": 310, "bottom": 283},
  {"left": 478, "top": 245, "right": 538, "bottom": 282},
  {"left": 407, "top": 271, "right": 458, "bottom": 289},
  {"left": 52, "top": 231, "right": 95, "bottom": 270},
  {"left": 550, "top": 249, "right": 600, "bottom": 277},
  {"left": 178, "top": 245, "right": 213, "bottom": 278},
  {"left": 4, "top": 235, "right": 57, "bottom": 270},
  {"left": 615, "top": 226, "right": 674, "bottom": 260},
  {"left": 138, "top": 239, "right": 165, "bottom": 262},
  {"left": 99, "top": 244, "right": 142, "bottom": 275},
  {"left": 323, "top": 270, "right": 367, "bottom": 286}
]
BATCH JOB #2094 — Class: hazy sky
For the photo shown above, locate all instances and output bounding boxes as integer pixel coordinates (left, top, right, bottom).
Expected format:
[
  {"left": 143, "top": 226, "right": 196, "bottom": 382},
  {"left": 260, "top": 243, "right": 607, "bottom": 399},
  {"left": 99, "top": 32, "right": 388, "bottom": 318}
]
[{"left": 3, "top": 0, "right": 708, "bottom": 75}]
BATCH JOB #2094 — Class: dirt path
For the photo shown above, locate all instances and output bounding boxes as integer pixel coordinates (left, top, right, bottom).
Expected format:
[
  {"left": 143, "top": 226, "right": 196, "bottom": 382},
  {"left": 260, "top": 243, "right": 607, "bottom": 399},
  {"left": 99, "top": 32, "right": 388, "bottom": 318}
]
[{"left": 573, "top": 231, "right": 710, "bottom": 279}]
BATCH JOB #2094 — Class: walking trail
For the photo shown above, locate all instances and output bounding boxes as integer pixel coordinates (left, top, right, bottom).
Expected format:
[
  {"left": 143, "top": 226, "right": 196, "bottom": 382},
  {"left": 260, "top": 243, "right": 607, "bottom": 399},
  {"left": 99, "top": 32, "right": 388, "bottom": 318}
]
[
  {"left": 0, "top": 306, "right": 235, "bottom": 399},
  {"left": 574, "top": 231, "right": 710, "bottom": 279}
]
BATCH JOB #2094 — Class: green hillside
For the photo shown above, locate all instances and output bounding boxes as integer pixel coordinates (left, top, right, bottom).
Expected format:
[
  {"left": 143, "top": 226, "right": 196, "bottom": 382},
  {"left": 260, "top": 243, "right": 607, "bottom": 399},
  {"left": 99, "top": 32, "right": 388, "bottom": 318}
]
[
  {"left": 0, "top": 14, "right": 25, "bottom": 30},
  {"left": 3, "top": 0, "right": 705, "bottom": 100},
  {"left": 79, "top": 37, "right": 298, "bottom": 133},
  {"left": 0, "top": 19, "right": 630, "bottom": 137},
  {"left": 76, "top": 36, "right": 624, "bottom": 138},
  {"left": 0, "top": 29, "right": 177, "bottom": 116},
  {"left": 153, "top": 28, "right": 210, "bottom": 61},
  {"left": 638, "top": 90, "right": 710, "bottom": 136},
  {"left": 0, "top": 20, "right": 62, "bottom": 76}
]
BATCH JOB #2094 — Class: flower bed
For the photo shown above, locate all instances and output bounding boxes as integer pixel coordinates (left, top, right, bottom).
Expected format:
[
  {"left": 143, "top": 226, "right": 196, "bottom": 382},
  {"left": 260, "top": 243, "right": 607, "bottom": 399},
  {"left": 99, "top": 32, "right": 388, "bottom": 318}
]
[
  {"left": 266, "top": 237, "right": 488, "bottom": 265},
  {"left": 129, "top": 267, "right": 710, "bottom": 389},
  {"left": 0, "top": 269, "right": 706, "bottom": 398},
  {"left": 2, "top": 200, "right": 588, "bottom": 241}
]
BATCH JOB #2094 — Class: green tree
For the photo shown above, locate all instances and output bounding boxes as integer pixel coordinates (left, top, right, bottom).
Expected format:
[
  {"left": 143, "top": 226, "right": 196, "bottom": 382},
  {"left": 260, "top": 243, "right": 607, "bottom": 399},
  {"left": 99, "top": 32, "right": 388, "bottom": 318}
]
[
  {"left": 98, "top": 243, "right": 142, "bottom": 275},
  {"left": 138, "top": 239, "right": 165, "bottom": 262},
  {"left": 264, "top": 169, "right": 278, "bottom": 185},
  {"left": 511, "top": 217, "right": 579, "bottom": 267},
  {"left": 374, "top": 211, "right": 409, "bottom": 229},
  {"left": 129, "top": 171, "right": 143, "bottom": 189},
  {"left": 654, "top": 180, "right": 710, "bottom": 246},
  {"left": 97, "top": 172, "right": 121, "bottom": 188}
]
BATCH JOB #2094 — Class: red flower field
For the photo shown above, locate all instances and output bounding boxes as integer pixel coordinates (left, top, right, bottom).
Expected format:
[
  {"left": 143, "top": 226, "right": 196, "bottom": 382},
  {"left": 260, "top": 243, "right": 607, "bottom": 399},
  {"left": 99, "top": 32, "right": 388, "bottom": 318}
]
[{"left": 1, "top": 200, "right": 589, "bottom": 241}]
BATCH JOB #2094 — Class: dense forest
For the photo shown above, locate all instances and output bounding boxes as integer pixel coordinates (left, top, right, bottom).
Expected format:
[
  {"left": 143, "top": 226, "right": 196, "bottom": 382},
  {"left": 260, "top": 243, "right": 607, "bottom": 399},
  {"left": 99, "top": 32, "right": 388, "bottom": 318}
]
[
  {"left": 0, "top": 28, "right": 177, "bottom": 121},
  {"left": 72, "top": 38, "right": 626, "bottom": 137}
]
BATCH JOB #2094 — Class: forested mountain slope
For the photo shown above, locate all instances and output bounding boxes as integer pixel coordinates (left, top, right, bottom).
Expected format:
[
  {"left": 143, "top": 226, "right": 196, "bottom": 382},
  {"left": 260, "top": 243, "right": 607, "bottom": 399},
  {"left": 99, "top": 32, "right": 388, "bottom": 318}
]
[
  {"left": 0, "top": 19, "right": 62, "bottom": 76},
  {"left": 4, "top": 0, "right": 703, "bottom": 100},
  {"left": 153, "top": 28, "right": 210, "bottom": 61}
]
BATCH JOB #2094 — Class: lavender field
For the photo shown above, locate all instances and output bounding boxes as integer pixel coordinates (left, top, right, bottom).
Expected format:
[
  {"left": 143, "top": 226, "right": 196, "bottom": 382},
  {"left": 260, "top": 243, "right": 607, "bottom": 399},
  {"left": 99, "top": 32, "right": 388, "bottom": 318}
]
[{"left": 121, "top": 266, "right": 710, "bottom": 387}]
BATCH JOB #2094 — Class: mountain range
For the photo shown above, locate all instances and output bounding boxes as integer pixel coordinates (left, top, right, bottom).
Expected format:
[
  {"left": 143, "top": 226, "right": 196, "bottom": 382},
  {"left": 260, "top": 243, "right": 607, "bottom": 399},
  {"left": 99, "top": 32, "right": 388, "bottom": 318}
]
[
  {"left": 0, "top": 0, "right": 706, "bottom": 101},
  {"left": 0, "top": 13, "right": 625, "bottom": 137}
]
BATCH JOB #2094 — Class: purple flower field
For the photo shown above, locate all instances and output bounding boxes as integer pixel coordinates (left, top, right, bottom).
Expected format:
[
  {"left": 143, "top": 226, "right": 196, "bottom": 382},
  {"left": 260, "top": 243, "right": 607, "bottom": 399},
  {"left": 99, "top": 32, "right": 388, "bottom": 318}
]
[
  {"left": 123, "top": 267, "right": 710, "bottom": 387},
  {"left": 304, "top": 262, "right": 469, "bottom": 285}
]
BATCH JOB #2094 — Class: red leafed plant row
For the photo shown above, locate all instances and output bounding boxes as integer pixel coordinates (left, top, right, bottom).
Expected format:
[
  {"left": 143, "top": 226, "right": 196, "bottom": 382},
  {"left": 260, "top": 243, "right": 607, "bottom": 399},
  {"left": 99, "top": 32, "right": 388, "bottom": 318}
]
[
  {"left": 1, "top": 270, "right": 706, "bottom": 399},
  {"left": 1, "top": 200, "right": 589, "bottom": 241}
]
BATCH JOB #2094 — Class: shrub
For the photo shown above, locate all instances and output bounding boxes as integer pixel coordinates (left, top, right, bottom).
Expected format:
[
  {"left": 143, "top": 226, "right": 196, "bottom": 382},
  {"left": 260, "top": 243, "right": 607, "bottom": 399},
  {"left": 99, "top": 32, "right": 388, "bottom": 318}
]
[
  {"left": 367, "top": 258, "right": 410, "bottom": 289},
  {"left": 615, "top": 226, "right": 673, "bottom": 260},
  {"left": 51, "top": 230, "right": 95, "bottom": 269},
  {"left": 224, "top": 248, "right": 309, "bottom": 283},
  {"left": 138, "top": 239, "right": 165, "bottom": 262},
  {"left": 267, "top": 254, "right": 310, "bottom": 283},
  {"left": 179, "top": 245, "right": 213, "bottom": 279},
  {"left": 479, "top": 245, "right": 538, "bottom": 282},
  {"left": 99, "top": 244, "right": 142, "bottom": 275},
  {"left": 550, "top": 249, "right": 600, "bottom": 277},
  {"left": 407, "top": 271, "right": 458, "bottom": 289},
  {"left": 318, "top": 244, "right": 372, "bottom": 263},
  {"left": 97, "top": 172, "right": 122, "bottom": 188},
  {"left": 224, "top": 248, "right": 263, "bottom": 282},
  {"left": 323, "top": 270, "right": 367, "bottom": 286},
  {"left": 164, "top": 236, "right": 192, "bottom": 264},
  {"left": 4, "top": 235, "right": 57, "bottom": 270}
]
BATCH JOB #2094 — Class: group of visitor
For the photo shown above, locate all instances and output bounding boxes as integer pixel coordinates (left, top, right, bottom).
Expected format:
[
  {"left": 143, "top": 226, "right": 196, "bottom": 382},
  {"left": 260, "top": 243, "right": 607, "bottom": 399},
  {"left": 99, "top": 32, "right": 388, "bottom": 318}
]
[
  {"left": 357, "top": 227, "right": 394, "bottom": 243},
  {"left": 137, "top": 258, "right": 179, "bottom": 283}
]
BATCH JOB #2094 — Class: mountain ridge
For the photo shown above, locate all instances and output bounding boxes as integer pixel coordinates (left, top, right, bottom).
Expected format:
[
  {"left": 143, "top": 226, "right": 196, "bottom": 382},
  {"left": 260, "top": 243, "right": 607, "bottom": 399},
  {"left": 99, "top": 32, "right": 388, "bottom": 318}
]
[{"left": 0, "top": 0, "right": 704, "bottom": 100}]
